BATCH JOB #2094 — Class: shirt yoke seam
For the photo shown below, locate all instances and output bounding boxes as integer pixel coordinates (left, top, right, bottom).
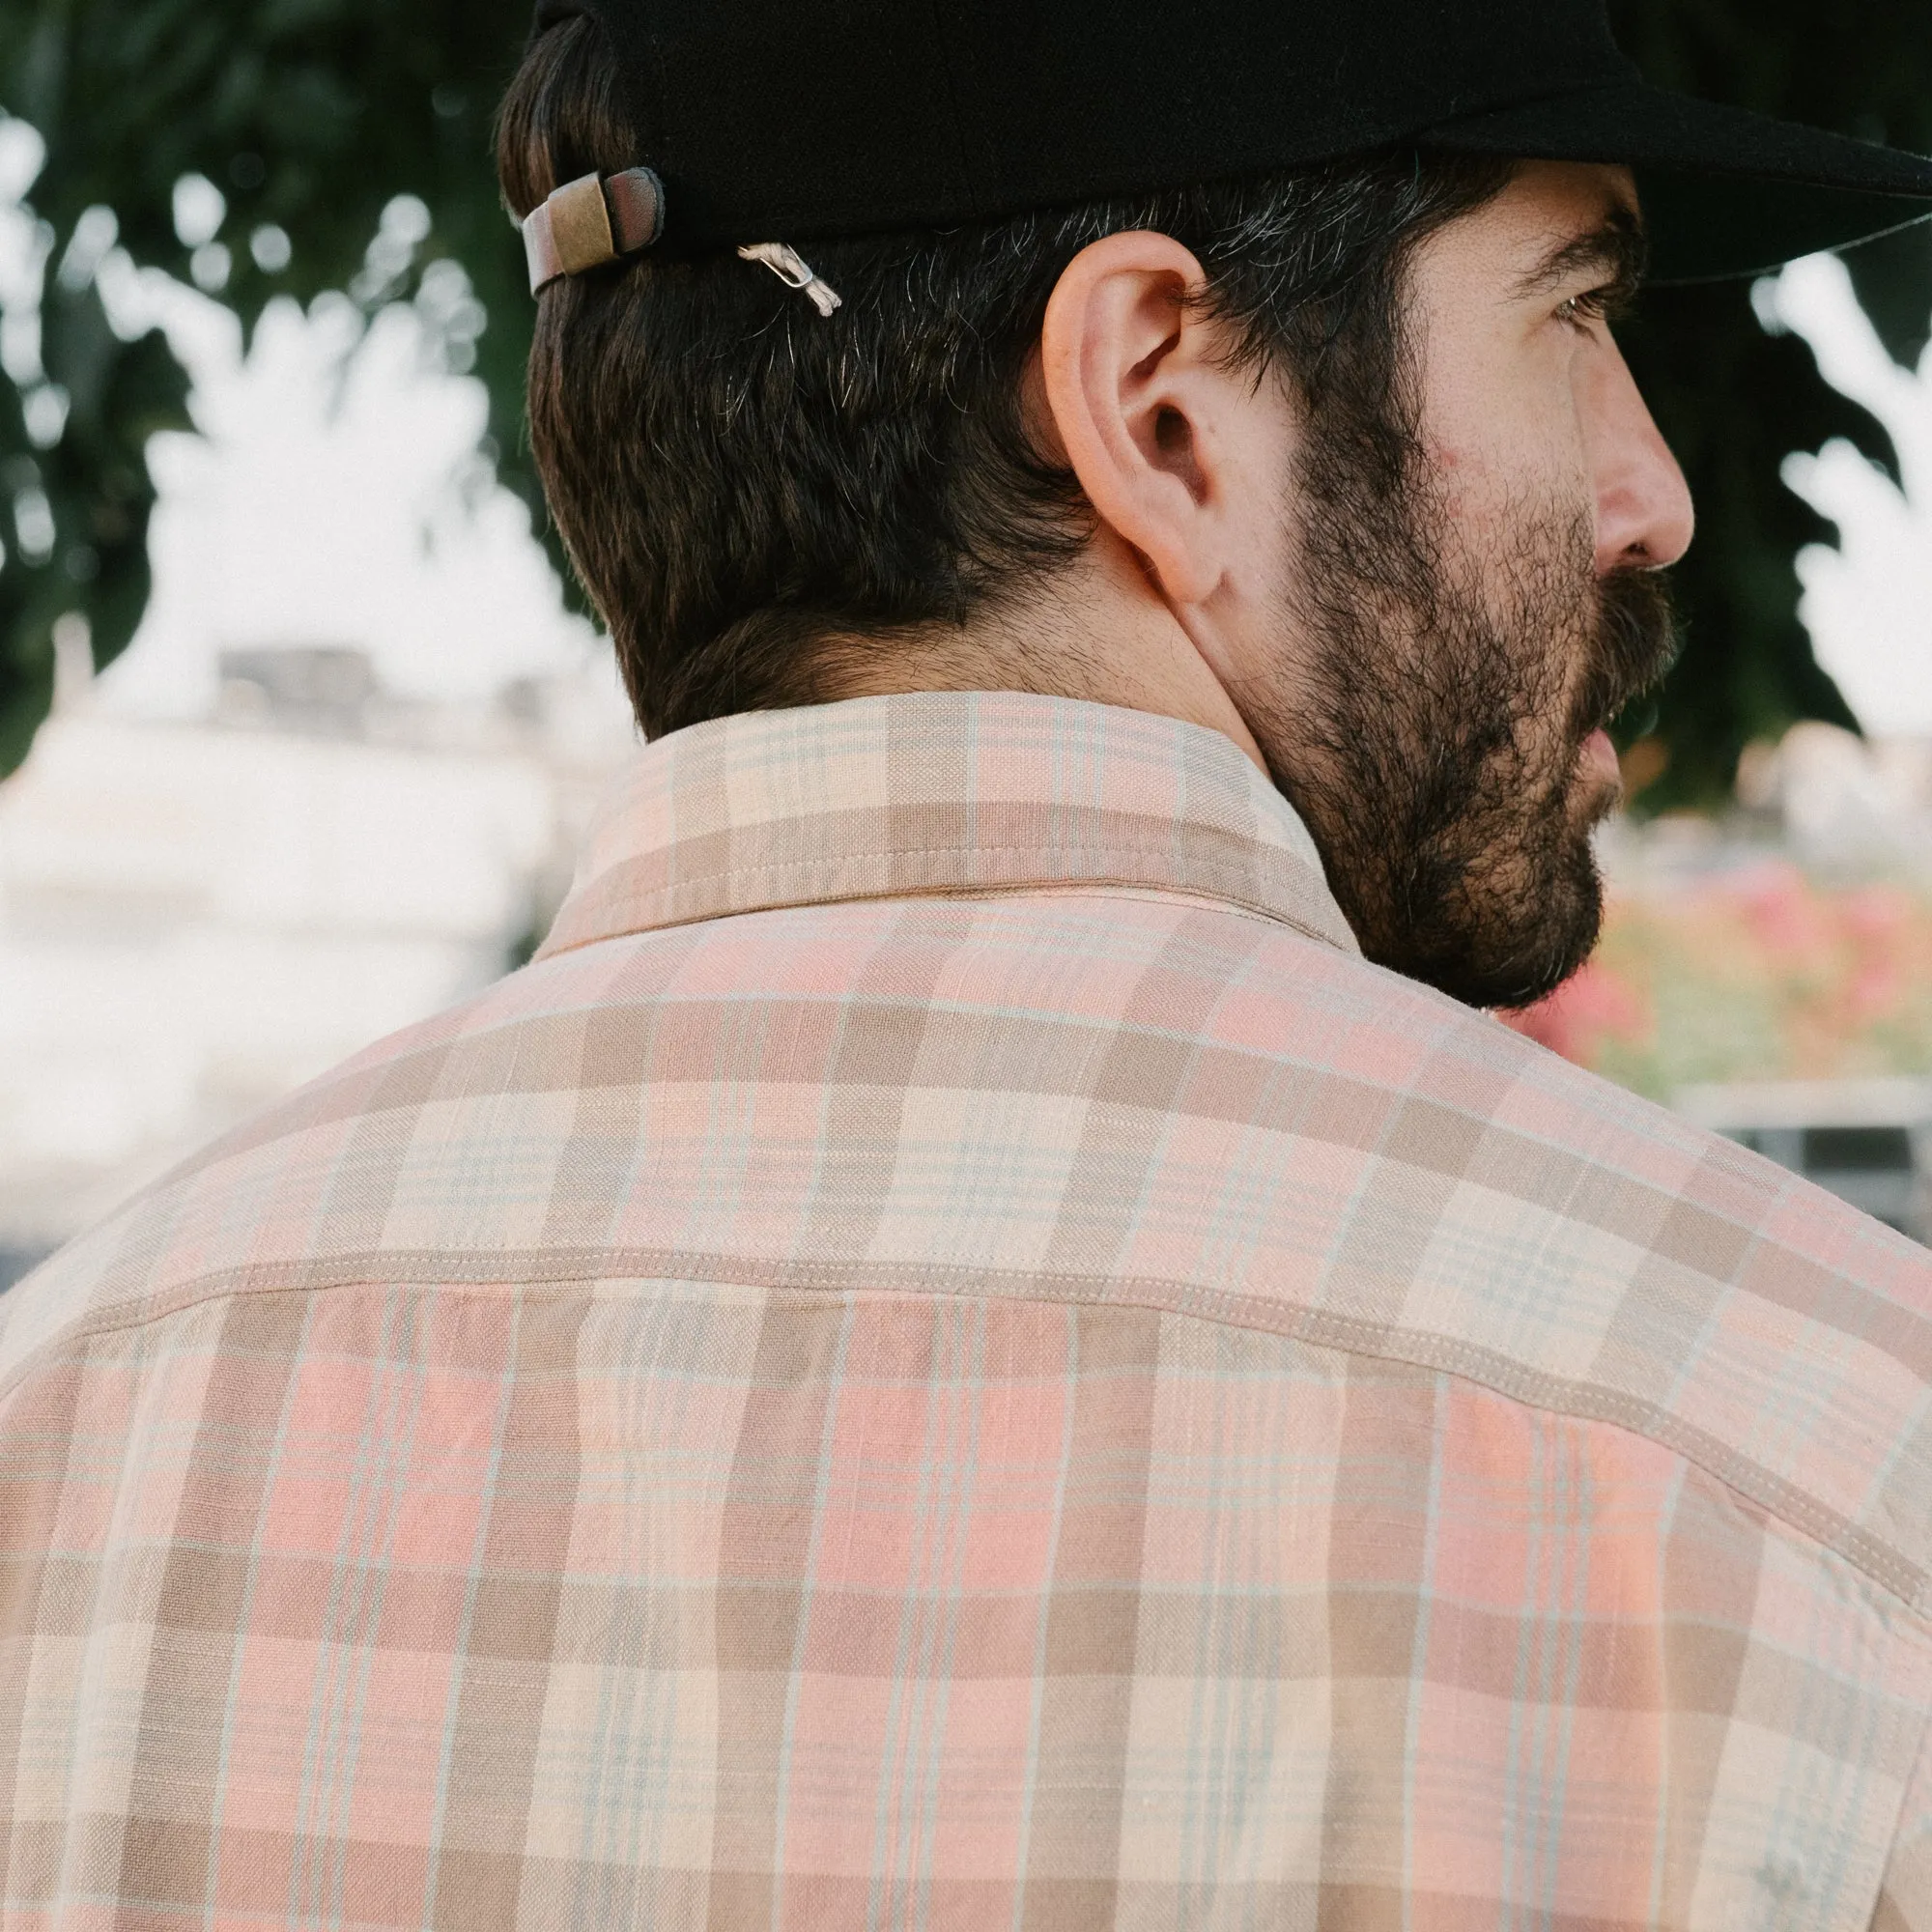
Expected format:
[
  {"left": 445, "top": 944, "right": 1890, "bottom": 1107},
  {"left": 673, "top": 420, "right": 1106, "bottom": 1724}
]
[{"left": 7, "top": 1243, "right": 1926, "bottom": 1615}]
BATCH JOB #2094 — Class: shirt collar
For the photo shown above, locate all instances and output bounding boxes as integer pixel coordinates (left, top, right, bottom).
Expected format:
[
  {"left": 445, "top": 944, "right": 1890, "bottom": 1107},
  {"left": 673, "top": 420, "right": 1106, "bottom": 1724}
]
[{"left": 538, "top": 692, "right": 1360, "bottom": 960}]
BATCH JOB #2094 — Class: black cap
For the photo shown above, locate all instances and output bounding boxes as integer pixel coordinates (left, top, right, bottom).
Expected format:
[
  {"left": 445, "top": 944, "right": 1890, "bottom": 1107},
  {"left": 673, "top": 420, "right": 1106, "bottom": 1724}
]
[{"left": 531, "top": 0, "right": 1932, "bottom": 283}]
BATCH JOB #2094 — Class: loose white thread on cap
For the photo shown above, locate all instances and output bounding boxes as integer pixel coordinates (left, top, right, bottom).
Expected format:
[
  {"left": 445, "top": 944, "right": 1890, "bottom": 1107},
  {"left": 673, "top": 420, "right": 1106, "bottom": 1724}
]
[{"left": 735, "top": 242, "right": 843, "bottom": 317}]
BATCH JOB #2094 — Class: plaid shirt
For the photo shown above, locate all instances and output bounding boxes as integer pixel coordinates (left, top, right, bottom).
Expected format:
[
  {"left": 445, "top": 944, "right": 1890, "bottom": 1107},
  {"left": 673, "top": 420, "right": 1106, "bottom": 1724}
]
[{"left": 7, "top": 690, "right": 1932, "bottom": 1930}]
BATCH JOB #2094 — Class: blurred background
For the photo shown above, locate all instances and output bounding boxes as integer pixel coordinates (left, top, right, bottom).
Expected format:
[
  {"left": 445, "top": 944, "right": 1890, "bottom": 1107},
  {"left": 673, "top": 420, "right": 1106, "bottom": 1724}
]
[{"left": 3, "top": 0, "right": 1932, "bottom": 1284}]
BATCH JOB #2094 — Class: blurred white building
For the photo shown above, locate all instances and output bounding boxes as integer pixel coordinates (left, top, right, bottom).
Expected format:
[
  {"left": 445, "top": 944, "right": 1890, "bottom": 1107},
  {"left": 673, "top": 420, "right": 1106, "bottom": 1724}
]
[
  {"left": 0, "top": 246, "right": 637, "bottom": 1283},
  {"left": 0, "top": 635, "right": 633, "bottom": 1278}
]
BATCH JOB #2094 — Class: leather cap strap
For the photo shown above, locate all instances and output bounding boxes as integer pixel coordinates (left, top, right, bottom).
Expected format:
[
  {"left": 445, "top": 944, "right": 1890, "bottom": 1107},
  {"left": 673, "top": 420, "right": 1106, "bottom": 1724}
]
[{"left": 521, "top": 166, "right": 666, "bottom": 294}]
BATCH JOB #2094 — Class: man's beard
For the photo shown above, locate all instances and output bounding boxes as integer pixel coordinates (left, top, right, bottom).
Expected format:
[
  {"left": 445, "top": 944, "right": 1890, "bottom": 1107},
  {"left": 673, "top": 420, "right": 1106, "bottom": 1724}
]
[{"left": 1249, "top": 405, "right": 1679, "bottom": 1012}]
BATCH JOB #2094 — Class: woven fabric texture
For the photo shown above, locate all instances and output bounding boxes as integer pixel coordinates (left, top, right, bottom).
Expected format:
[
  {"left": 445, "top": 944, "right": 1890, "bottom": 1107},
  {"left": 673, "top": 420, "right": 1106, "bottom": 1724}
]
[{"left": 6, "top": 691, "right": 1932, "bottom": 1928}]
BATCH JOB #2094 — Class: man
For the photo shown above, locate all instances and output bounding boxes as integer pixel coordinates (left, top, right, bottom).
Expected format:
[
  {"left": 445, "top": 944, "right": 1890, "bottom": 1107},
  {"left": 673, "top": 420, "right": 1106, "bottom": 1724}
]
[{"left": 7, "top": 1, "right": 1932, "bottom": 1924}]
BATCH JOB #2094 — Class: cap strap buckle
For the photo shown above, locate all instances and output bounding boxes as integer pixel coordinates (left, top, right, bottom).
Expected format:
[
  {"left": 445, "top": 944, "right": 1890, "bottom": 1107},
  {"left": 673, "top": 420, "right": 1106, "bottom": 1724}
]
[{"left": 521, "top": 166, "right": 666, "bottom": 295}]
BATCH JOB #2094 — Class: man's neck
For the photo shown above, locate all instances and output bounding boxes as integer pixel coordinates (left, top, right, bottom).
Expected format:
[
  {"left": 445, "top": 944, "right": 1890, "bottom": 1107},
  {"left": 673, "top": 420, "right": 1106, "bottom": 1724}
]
[{"left": 815, "top": 538, "right": 1272, "bottom": 779}]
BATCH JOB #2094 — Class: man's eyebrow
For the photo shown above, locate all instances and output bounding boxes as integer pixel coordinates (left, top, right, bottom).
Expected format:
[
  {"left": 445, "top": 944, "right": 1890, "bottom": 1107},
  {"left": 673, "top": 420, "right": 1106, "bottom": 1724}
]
[{"left": 1515, "top": 204, "right": 1650, "bottom": 306}]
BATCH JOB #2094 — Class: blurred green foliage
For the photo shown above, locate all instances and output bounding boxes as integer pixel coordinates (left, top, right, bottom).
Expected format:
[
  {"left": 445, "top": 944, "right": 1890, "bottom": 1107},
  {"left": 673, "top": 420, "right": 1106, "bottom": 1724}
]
[
  {"left": 0, "top": 0, "right": 534, "bottom": 773},
  {"left": 1610, "top": 0, "right": 1932, "bottom": 806},
  {"left": 1, "top": 0, "right": 1930, "bottom": 793}
]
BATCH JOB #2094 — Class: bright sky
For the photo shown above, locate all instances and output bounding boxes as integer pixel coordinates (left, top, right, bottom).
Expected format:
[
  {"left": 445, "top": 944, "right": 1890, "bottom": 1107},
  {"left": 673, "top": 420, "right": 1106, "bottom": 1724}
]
[
  {"left": 3, "top": 109, "right": 1931, "bottom": 741},
  {"left": 1763, "top": 253, "right": 1932, "bottom": 737},
  {"left": 0, "top": 113, "right": 597, "bottom": 727},
  {"left": 103, "top": 281, "right": 598, "bottom": 721}
]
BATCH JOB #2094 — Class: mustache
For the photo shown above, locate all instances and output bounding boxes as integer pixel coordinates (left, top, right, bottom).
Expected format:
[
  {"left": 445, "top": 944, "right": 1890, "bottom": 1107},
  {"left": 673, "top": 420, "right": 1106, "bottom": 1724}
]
[{"left": 1569, "top": 566, "right": 1680, "bottom": 744}]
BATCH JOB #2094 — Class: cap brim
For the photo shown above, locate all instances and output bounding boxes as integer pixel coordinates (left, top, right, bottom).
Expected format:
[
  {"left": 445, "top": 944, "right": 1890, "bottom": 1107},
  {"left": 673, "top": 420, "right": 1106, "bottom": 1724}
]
[{"left": 1424, "top": 81, "right": 1932, "bottom": 282}]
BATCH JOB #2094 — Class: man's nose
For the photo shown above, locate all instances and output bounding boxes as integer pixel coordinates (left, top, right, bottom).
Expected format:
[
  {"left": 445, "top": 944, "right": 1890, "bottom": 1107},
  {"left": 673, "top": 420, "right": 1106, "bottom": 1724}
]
[{"left": 1589, "top": 342, "right": 1695, "bottom": 575}]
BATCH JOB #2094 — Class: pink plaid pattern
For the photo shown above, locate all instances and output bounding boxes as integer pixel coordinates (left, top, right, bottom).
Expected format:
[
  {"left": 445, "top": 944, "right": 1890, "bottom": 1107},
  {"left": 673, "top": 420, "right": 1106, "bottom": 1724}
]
[{"left": 6, "top": 690, "right": 1932, "bottom": 1929}]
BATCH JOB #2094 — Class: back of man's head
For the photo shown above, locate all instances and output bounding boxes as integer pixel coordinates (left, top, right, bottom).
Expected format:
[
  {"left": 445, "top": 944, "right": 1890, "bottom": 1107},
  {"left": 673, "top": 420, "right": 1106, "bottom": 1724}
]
[{"left": 497, "top": 16, "right": 1507, "bottom": 742}]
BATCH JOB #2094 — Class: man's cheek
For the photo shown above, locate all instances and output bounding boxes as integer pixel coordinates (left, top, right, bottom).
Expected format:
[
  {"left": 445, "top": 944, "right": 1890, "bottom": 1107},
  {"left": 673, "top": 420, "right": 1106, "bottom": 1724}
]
[{"left": 1427, "top": 448, "right": 1532, "bottom": 548}]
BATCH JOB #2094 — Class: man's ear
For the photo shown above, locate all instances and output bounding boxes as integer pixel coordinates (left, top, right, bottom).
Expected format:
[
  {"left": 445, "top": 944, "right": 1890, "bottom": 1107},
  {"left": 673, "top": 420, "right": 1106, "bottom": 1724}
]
[{"left": 1038, "top": 231, "right": 1238, "bottom": 609}]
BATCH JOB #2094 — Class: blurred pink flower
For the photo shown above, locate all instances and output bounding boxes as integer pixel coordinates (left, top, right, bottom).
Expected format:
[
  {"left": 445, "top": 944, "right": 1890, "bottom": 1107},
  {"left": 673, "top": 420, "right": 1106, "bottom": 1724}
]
[
  {"left": 1842, "top": 887, "right": 1910, "bottom": 944},
  {"left": 1732, "top": 864, "right": 1836, "bottom": 971},
  {"left": 1507, "top": 958, "right": 1650, "bottom": 1064},
  {"left": 1515, "top": 870, "right": 1932, "bottom": 1087}
]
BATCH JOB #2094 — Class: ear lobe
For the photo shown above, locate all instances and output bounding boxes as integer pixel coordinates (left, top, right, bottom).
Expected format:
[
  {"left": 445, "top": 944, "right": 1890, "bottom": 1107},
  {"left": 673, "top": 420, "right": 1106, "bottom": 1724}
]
[{"left": 1039, "top": 231, "right": 1226, "bottom": 608}]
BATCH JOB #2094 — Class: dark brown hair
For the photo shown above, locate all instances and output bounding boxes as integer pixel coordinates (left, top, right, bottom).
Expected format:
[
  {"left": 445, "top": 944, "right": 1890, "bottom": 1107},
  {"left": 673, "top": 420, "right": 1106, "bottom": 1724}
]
[{"left": 497, "top": 18, "right": 1508, "bottom": 738}]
